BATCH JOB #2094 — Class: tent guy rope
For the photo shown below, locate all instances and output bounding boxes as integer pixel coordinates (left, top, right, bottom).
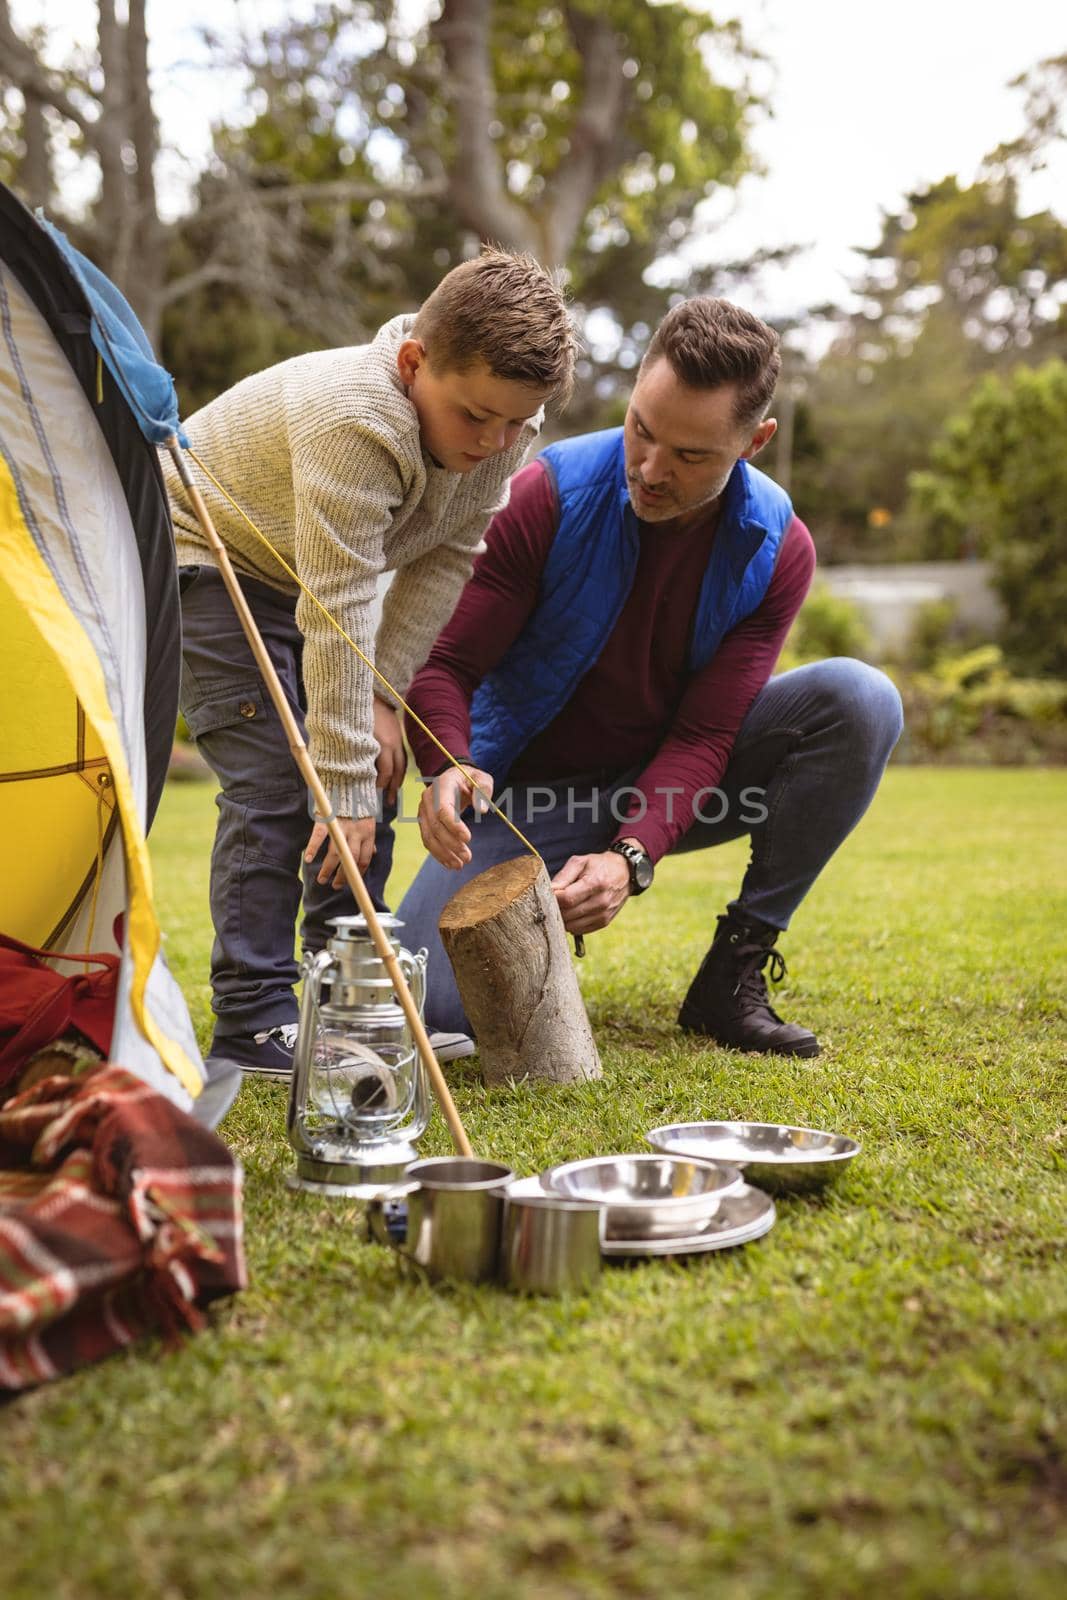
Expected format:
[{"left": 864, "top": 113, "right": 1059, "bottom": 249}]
[
  {"left": 184, "top": 447, "right": 542, "bottom": 863},
  {"left": 166, "top": 439, "right": 475, "bottom": 1159},
  {"left": 180, "top": 447, "right": 587, "bottom": 958}
]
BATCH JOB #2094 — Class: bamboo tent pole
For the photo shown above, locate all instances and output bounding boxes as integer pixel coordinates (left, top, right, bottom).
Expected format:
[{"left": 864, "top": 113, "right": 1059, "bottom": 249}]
[{"left": 165, "top": 439, "right": 474, "bottom": 1160}]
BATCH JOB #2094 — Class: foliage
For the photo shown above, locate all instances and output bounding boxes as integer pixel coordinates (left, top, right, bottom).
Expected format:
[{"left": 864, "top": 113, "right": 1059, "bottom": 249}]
[
  {"left": 868, "top": 172, "right": 1067, "bottom": 358},
  {"left": 786, "top": 308, "right": 991, "bottom": 562},
  {"left": 777, "top": 581, "right": 872, "bottom": 673},
  {"left": 893, "top": 644, "right": 1067, "bottom": 765},
  {"left": 0, "top": 0, "right": 767, "bottom": 409},
  {"left": 163, "top": 0, "right": 767, "bottom": 410},
  {"left": 774, "top": 587, "right": 1067, "bottom": 764},
  {"left": 160, "top": 9, "right": 394, "bottom": 408},
  {"left": 787, "top": 54, "right": 1067, "bottom": 560},
  {"left": 907, "top": 359, "right": 1067, "bottom": 676},
  {"left": 906, "top": 597, "right": 967, "bottom": 672},
  {"left": 1, "top": 772, "right": 1064, "bottom": 1598}
]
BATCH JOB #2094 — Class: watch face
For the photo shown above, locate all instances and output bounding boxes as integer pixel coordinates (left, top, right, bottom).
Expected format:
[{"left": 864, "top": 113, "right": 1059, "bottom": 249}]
[
  {"left": 633, "top": 853, "right": 654, "bottom": 891},
  {"left": 612, "top": 841, "right": 654, "bottom": 893}
]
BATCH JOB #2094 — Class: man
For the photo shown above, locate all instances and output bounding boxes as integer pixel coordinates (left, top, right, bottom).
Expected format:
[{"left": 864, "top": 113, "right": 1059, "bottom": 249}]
[{"left": 395, "top": 297, "right": 903, "bottom": 1057}]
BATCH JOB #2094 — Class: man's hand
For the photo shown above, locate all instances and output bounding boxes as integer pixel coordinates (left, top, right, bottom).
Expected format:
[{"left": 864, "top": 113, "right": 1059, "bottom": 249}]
[
  {"left": 373, "top": 697, "right": 407, "bottom": 805},
  {"left": 418, "top": 765, "right": 494, "bottom": 869},
  {"left": 305, "top": 815, "right": 376, "bottom": 889},
  {"left": 551, "top": 850, "right": 631, "bottom": 935}
]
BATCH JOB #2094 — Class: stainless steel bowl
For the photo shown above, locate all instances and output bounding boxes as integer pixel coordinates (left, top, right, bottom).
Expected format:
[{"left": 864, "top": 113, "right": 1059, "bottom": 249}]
[
  {"left": 645, "top": 1121, "right": 860, "bottom": 1193},
  {"left": 540, "top": 1153, "right": 743, "bottom": 1241}
]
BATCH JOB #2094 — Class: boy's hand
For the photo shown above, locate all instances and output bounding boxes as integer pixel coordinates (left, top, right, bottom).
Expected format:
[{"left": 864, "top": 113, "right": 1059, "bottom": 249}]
[
  {"left": 305, "top": 815, "right": 376, "bottom": 889},
  {"left": 418, "top": 766, "right": 494, "bottom": 870},
  {"left": 373, "top": 698, "right": 407, "bottom": 805},
  {"left": 551, "top": 851, "right": 630, "bottom": 935}
]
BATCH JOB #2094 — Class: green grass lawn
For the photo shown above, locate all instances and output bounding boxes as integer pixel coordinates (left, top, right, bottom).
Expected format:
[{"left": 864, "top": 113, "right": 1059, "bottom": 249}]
[{"left": 2, "top": 769, "right": 1065, "bottom": 1600}]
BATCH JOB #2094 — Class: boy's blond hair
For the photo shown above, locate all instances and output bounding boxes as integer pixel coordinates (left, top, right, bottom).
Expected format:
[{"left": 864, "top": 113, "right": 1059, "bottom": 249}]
[{"left": 413, "top": 248, "right": 574, "bottom": 406}]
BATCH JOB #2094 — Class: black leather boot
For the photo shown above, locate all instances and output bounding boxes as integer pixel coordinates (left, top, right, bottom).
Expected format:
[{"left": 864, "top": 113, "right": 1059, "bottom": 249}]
[{"left": 678, "top": 909, "right": 821, "bottom": 1057}]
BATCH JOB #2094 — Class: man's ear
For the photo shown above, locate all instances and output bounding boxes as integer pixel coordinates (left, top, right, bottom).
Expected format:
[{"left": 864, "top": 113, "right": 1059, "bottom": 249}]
[
  {"left": 740, "top": 417, "right": 777, "bottom": 461},
  {"left": 396, "top": 338, "right": 426, "bottom": 388}
]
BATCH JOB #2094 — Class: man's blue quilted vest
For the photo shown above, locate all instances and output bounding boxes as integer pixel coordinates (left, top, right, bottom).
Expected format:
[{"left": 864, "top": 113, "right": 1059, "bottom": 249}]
[{"left": 469, "top": 427, "right": 794, "bottom": 778}]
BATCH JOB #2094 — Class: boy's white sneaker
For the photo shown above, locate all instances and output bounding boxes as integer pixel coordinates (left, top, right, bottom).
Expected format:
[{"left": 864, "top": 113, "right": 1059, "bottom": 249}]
[
  {"left": 209, "top": 1023, "right": 475, "bottom": 1079},
  {"left": 428, "top": 1031, "right": 476, "bottom": 1063}
]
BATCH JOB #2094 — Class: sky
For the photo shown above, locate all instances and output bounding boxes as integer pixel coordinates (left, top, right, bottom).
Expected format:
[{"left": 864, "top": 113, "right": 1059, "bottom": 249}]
[
  {"left": 12, "top": 0, "right": 1067, "bottom": 325},
  {"left": 703, "top": 0, "right": 1067, "bottom": 320}
]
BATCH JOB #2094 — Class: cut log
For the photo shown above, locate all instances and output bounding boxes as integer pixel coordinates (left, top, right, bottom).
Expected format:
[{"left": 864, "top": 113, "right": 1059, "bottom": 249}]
[{"left": 438, "top": 856, "right": 602, "bottom": 1087}]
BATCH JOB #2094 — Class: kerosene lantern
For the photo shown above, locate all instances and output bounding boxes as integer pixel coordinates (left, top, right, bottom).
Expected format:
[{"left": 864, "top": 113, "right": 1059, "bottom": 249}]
[{"left": 286, "top": 915, "right": 430, "bottom": 1197}]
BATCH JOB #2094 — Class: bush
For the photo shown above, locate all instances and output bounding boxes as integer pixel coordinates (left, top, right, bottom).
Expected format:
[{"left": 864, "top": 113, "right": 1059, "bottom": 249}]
[
  {"left": 893, "top": 644, "right": 1067, "bottom": 763},
  {"left": 904, "top": 596, "right": 987, "bottom": 671},
  {"left": 907, "top": 360, "right": 1067, "bottom": 678},
  {"left": 777, "top": 582, "right": 872, "bottom": 673}
]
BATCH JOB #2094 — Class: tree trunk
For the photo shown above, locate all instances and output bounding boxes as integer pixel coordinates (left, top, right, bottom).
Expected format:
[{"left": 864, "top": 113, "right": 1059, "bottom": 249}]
[
  {"left": 125, "top": 0, "right": 165, "bottom": 347},
  {"left": 95, "top": 0, "right": 134, "bottom": 290},
  {"left": 19, "top": 90, "right": 52, "bottom": 209},
  {"left": 438, "top": 856, "right": 602, "bottom": 1088},
  {"left": 434, "top": 0, "right": 630, "bottom": 266}
]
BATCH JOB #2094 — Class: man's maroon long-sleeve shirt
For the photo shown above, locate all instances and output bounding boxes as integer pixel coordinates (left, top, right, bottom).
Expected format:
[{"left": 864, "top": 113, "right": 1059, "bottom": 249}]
[{"left": 406, "top": 459, "right": 816, "bottom": 862}]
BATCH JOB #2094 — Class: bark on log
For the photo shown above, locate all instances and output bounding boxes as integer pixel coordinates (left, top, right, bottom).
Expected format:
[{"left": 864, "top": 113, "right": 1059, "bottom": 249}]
[{"left": 438, "top": 856, "right": 602, "bottom": 1088}]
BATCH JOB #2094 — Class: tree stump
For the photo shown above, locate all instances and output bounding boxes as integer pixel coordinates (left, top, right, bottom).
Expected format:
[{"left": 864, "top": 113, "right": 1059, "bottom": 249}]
[{"left": 438, "top": 856, "right": 602, "bottom": 1088}]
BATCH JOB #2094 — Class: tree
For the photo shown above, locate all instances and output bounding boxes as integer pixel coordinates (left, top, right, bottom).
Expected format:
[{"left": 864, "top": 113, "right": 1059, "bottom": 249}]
[
  {"left": 786, "top": 53, "right": 1067, "bottom": 560},
  {"left": 175, "top": 0, "right": 769, "bottom": 413},
  {"left": 426, "top": 0, "right": 756, "bottom": 274},
  {"left": 0, "top": 0, "right": 767, "bottom": 397},
  {"left": 847, "top": 52, "right": 1067, "bottom": 363},
  {"left": 781, "top": 305, "right": 989, "bottom": 561},
  {"left": 0, "top": 0, "right": 166, "bottom": 338},
  {"left": 907, "top": 360, "right": 1067, "bottom": 677}
]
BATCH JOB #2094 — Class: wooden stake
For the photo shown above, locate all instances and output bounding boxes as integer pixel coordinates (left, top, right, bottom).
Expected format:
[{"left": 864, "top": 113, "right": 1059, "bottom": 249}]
[
  {"left": 439, "top": 856, "right": 602, "bottom": 1088},
  {"left": 166, "top": 440, "right": 473, "bottom": 1158}
]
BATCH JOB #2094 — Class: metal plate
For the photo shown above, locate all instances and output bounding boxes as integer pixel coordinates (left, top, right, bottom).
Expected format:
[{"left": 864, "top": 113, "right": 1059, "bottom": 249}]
[
  {"left": 645, "top": 1121, "right": 860, "bottom": 1193},
  {"left": 602, "top": 1183, "right": 775, "bottom": 1257}
]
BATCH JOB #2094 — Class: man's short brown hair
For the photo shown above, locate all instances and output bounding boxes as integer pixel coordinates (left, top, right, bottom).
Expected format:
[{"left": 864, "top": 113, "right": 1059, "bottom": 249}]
[
  {"left": 413, "top": 248, "right": 574, "bottom": 406},
  {"left": 643, "top": 297, "right": 781, "bottom": 426}
]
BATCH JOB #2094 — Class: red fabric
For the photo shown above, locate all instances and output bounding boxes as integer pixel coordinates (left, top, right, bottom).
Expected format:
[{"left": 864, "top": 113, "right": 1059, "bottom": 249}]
[
  {"left": 0, "top": 1065, "right": 246, "bottom": 1391},
  {"left": 0, "top": 932, "right": 119, "bottom": 1089},
  {"left": 407, "top": 459, "right": 816, "bottom": 860}
]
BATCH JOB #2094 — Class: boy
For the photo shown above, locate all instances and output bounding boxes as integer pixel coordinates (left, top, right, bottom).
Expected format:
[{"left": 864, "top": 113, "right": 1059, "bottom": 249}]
[{"left": 165, "top": 249, "right": 574, "bottom": 1076}]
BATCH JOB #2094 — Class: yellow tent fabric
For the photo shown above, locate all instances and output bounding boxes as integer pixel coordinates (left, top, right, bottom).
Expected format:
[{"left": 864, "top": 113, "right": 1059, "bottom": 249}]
[
  {"left": 0, "top": 249, "right": 204, "bottom": 1109},
  {"left": 0, "top": 553, "right": 116, "bottom": 949},
  {"left": 0, "top": 459, "right": 198, "bottom": 1097}
]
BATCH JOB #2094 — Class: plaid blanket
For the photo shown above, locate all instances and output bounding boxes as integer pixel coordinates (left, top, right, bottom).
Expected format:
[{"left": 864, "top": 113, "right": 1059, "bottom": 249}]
[{"left": 0, "top": 1065, "right": 245, "bottom": 1390}]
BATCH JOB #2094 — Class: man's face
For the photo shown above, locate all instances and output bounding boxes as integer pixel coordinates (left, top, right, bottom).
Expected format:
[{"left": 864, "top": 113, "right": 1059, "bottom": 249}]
[
  {"left": 397, "top": 341, "right": 550, "bottom": 474},
  {"left": 623, "top": 357, "right": 776, "bottom": 530}
]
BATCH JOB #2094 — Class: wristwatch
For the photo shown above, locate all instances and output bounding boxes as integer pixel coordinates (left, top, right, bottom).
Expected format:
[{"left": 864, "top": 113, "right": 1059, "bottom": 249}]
[{"left": 610, "top": 839, "right": 655, "bottom": 896}]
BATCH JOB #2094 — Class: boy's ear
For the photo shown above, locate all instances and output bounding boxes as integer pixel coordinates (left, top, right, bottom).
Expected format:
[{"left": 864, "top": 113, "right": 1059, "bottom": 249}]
[{"left": 397, "top": 338, "right": 427, "bottom": 388}]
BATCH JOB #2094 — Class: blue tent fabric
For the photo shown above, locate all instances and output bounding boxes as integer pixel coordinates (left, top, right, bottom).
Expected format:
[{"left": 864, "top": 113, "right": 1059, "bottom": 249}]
[{"left": 39, "top": 218, "right": 187, "bottom": 448}]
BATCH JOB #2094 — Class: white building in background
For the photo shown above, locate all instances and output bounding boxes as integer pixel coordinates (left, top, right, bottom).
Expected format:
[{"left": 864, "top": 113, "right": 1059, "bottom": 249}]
[{"left": 821, "top": 561, "right": 1004, "bottom": 659}]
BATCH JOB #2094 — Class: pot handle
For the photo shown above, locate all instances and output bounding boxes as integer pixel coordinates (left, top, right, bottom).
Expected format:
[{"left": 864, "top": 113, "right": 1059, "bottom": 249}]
[{"left": 367, "top": 1194, "right": 433, "bottom": 1279}]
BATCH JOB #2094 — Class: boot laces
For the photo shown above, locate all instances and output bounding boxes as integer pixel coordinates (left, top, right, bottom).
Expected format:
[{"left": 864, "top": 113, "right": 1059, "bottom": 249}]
[{"left": 733, "top": 945, "right": 787, "bottom": 1013}]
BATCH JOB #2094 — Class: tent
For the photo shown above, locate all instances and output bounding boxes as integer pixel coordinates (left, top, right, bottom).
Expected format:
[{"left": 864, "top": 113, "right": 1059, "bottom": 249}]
[{"left": 0, "top": 183, "right": 218, "bottom": 1120}]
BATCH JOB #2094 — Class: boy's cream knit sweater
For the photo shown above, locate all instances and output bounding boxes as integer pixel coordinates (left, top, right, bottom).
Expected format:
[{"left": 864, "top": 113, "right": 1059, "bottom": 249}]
[{"left": 165, "top": 315, "right": 539, "bottom": 820}]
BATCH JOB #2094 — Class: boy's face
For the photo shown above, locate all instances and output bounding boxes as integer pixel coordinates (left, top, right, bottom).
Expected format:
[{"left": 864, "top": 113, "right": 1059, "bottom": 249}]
[{"left": 397, "top": 341, "right": 550, "bottom": 473}]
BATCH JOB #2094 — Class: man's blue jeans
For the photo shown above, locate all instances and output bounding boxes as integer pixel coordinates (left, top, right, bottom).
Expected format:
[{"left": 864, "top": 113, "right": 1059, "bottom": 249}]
[
  {"left": 397, "top": 657, "right": 904, "bottom": 1035},
  {"left": 178, "top": 566, "right": 394, "bottom": 1041}
]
